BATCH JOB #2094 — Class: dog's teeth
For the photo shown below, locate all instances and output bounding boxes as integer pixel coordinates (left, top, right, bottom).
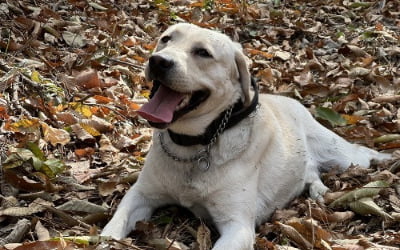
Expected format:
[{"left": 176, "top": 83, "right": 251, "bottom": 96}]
[{"left": 176, "top": 95, "right": 190, "bottom": 111}]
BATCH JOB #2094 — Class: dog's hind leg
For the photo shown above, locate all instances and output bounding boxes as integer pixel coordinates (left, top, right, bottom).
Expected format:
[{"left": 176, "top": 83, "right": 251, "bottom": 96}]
[
  {"left": 309, "top": 178, "right": 329, "bottom": 201},
  {"left": 305, "top": 123, "right": 391, "bottom": 201},
  {"left": 307, "top": 121, "right": 391, "bottom": 171}
]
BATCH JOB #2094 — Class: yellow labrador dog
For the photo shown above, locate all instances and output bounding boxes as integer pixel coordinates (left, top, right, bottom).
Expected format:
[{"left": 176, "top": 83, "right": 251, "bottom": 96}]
[{"left": 102, "top": 23, "right": 390, "bottom": 249}]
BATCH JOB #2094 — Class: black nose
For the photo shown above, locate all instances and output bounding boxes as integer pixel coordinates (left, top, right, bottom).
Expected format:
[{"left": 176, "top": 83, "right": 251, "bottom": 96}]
[{"left": 149, "top": 55, "right": 174, "bottom": 75}]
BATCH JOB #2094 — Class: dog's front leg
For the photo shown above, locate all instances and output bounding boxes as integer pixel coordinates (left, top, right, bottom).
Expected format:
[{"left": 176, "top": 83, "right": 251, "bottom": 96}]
[
  {"left": 101, "top": 185, "right": 158, "bottom": 239},
  {"left": 212, "top": 219, "right": 255, "bottom": 250},
  {"left": 207, "top": 189, "right": 257, "bottom": 250}
]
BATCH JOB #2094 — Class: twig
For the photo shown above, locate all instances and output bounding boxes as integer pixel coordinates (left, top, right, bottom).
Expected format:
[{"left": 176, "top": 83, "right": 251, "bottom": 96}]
[
  {"left": 167, "top": 219, "right": 189, "bottom": 250},
  {"left": 12, "top": 78, "right": 32, "bottom": 118},
  {"left": 83, "top": 102, "right": 131, "bottom": 120},
  {"left": 111, "top": 238, "right": 144, "bottom": 250},
  {"left": 307, "top": 200, "right": 315, "bottom": 250},
  {"left": 44, "top": 205, "right": 91, "bottom": 230},
  {"left": 108, "top": 58, "right": 145, "bottom": 70},
  {"left": 91, "top": 166, "right": 126, "bottom": 179}
]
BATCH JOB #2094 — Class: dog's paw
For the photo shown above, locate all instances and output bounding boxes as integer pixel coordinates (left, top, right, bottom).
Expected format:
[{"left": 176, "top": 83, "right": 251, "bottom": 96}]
[
  {"left": 309, "top": 179, "right": 329, "bottom": 202},
  {"left": 101, "top": 222, "right": 129, "bottom": 240}
]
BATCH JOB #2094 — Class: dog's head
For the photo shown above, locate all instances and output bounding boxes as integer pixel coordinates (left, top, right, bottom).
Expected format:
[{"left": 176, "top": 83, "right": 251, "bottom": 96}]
[{"left": 138, "top": 23, "right": 251, "bottom": 135}]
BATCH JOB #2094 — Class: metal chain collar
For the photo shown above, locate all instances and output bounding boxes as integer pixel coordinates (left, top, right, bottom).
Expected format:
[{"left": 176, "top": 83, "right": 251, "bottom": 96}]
[{"left": 159, "top": 105, "right": 234, "bottom": 171}]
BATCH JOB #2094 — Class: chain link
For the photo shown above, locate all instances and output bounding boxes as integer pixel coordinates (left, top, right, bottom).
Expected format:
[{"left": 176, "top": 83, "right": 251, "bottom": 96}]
[{"left": 159, "top": 105, "right": 234, "bottom": 170}]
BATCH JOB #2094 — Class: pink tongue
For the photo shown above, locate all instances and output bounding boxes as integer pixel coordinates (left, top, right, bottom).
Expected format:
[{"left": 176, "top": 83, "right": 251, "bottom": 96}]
[{"left": 137, "top": 85, "right": 185, "bottom": 123}]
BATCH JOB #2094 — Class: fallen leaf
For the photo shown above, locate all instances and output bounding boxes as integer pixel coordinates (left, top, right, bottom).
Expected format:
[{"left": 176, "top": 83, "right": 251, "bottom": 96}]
[
  {"left": 41, "top": 123, "right": 71, "bottom": 146},
  {"left": 329, "top": 181, "right": 390, "bottom": 208},
  {"left": 74, "top": 69, "right": 101, "bottom": 90},
  {"left": 35, "top": 220, "right": 50, "bottom": 241},
  {"left": 349, "top": 197, "right": 393, "bottom": 220},
  {"left": 62, "top": 31, "right": 87, "bottom": 48},
  {"left": 56, "top": 199, "right": 107, "bottom": 213},
  {"left": 197, "top": 223, "right": 212, "bottom": 250},
  {"left": 274, "top": 51, "right": 291, "bottom": 61},
  {"left": 315, "top": 107, "right": 347, "bottom": 127},
  {"left": 276, "top": 221, "right": 313, "bottom": 249}
]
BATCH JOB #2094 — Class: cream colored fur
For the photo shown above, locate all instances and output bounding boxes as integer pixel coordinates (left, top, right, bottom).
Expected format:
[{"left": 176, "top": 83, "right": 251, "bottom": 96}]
[{"left": 101, "top": 23, "right": 391, "bottom": 249}]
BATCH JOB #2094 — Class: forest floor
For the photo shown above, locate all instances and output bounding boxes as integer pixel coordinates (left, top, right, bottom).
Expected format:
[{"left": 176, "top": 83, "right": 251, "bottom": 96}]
[{"left": 0, "top": 0, "right": 399, "bottom": 249}]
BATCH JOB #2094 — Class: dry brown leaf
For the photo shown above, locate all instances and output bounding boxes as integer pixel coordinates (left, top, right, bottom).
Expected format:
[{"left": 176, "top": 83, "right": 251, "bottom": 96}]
[
  {"left": 276, "top": 221, "right": 313, "bottom": 249},
  {"left": 35, "top": 220, "right": 50, "bottom": 241},
  {"left": 274, "top": 51, "right": 291, "bottom": 61},
  {"left": 62, "top": 31, "right": 87, "bottom": 48},
  {"left": 0, "top": 206, "right": 45, "bottom": 217},
  {"left": 74, "top": 69, "right": 101, "bottom": 89},
  {"left": 197, "top": 223, "right": 212, "bottom": 250},
  {"left": 98, "top": 181, "right": 119, "bottom": 196},
  {"left": 349, "top": 67, "right": 370, "bottom": 77},
  {"left": 56, "top": 199, "right": 107, "bottom": 213},
  {"left": 370, "top": 170, "right": 399, "bottom": 183},
  {"left": 80, "top": 115, "right": 113, "bottom": 133},
  {"left": 12, "top": 239, "right": 80, "bottom": 249},
  {"left": 339, "top": 44, "right": 370, "bottom": 57},
  {"left": 371, "top": 95, "right": 400, "bottom": 103},
  {"left": 3, "top": 170, "right": 53, "bottom": 192},
  {"left": 93, "top": 95, "right": 113, "bottom": 104},
  {"left": 71, "top": 124, "right": 96, "bottom": 144},
  {"left": 41, "top": 123, "right": 71, "bottom": 146},
  {"left": 74, "top": 147, "right": 95, "bottom": 158},
  {"left": 55, "top": 111, "right": 79, "bottom": 125},
  {"left": 147, "top": 238, "right": 189, "bottom": 250},
  {"left": 294, "top": 70, "right": 313, "bottom": 86},
  {"left": 99, "top": 135, "right": 119, "bottom": 152},
  {"left": 310, "top": 207, "right": 354, "bottom": 223},
  {"left": 288, "top": 218, "right": 332, "bottom": 249},
  {"left": 113, "top": 135, "right": 139, "bottom": 151},
  {"left": 0, "top": 198, "right": 51, "bottom": 217},
  {"left": 67, "top": 160, "right": 101, "bottom": 184}
]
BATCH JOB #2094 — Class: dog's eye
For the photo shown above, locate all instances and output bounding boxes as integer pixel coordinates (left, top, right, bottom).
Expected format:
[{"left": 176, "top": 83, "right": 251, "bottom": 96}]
[
  {"left": 193, "top": 48, "right": 212, "bottom": 58},
  {"left": 160, "top": 36, "right": 171, "bottom": 43}
]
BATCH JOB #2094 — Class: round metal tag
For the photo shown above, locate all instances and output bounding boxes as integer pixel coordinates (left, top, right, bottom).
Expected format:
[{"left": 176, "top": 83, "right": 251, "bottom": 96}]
[{"left": 197, "top": 156, "right": 210, "bottom": 171}]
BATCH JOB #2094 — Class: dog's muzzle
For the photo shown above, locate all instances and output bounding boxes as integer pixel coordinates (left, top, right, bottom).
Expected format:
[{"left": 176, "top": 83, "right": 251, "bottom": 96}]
[
  {"left": 138, "top": 54, "right": 210, "bottom": 127},
  {"left": 148, "top": 55, "right": 175, "bottom": 81}
]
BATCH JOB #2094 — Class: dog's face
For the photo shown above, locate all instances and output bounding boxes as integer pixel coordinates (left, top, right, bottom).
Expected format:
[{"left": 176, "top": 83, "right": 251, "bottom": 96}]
[{"left": 137, "top": 23, "right": 251, "bottom": 135}]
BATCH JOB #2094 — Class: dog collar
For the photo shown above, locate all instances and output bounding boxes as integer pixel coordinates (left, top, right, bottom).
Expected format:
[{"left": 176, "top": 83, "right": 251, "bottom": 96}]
[{"left": 168, "top": 78, "right": 259, "bottom": 146}]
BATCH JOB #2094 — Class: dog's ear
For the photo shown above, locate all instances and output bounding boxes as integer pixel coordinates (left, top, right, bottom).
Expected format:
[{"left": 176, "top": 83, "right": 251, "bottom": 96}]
[{"left": 234, "top": 46, "right": 251, "bottom": 106}]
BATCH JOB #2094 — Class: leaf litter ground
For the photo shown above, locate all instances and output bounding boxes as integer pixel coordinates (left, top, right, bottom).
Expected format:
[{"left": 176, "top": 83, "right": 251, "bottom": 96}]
[{"left": 0, "top": 0, "right": 399, "bottom": 249}]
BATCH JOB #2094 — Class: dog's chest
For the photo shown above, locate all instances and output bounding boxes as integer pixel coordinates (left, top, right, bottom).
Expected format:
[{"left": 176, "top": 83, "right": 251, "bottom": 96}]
[
  {"left": 150, "top": 123, "right": 252, "bottom": 208},
  {"left": 165, "top": 165, "right": 212, "bottom": 207}
]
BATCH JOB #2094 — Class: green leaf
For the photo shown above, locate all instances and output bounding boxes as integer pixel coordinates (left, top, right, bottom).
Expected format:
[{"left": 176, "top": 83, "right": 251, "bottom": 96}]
[
  {"left": 42, "top": 158, "right": 66, "bottom": 178},
  {"left": 336, "top": 31, "right": 345, "bottom": 38},
  {"left": 349, "top": 197, "right": 393, "bottom": 220},
  {"left": 349, "top": 2, "right": 372, "bottom": 8},
  {"left": 315, "top": 107, "right": 347, "bottom": 127},
  {"left": 27, "top": 142, "right": 46, "bottom": 161},
  {"left": 53, "top": 235, "right": 112, "bottom": 244},
  {"left": 2, "top": 155, "right": 24, "bottom": 169},
  {"left": 3, "top": 147, "right": 64, "bottom": 178},
  {"left": 3, "top": 148, "right": 43, "bottom": 170},
  {"left": 329, "top": 180, "right": 389, "bottom": 208},
  {"left": 373, "top": 134, "right": 400, "bottom": 144},
  {"left": 362, "top": 31, "right": 378, "bottom": 40},
  {"left": 153, "top": 215, "right": 173, "bottom": 225}
]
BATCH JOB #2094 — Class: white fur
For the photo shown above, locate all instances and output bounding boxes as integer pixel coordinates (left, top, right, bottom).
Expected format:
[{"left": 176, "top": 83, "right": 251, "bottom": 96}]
[{"left": 102, "top": 23, "right": 391, "bottom": 249}]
